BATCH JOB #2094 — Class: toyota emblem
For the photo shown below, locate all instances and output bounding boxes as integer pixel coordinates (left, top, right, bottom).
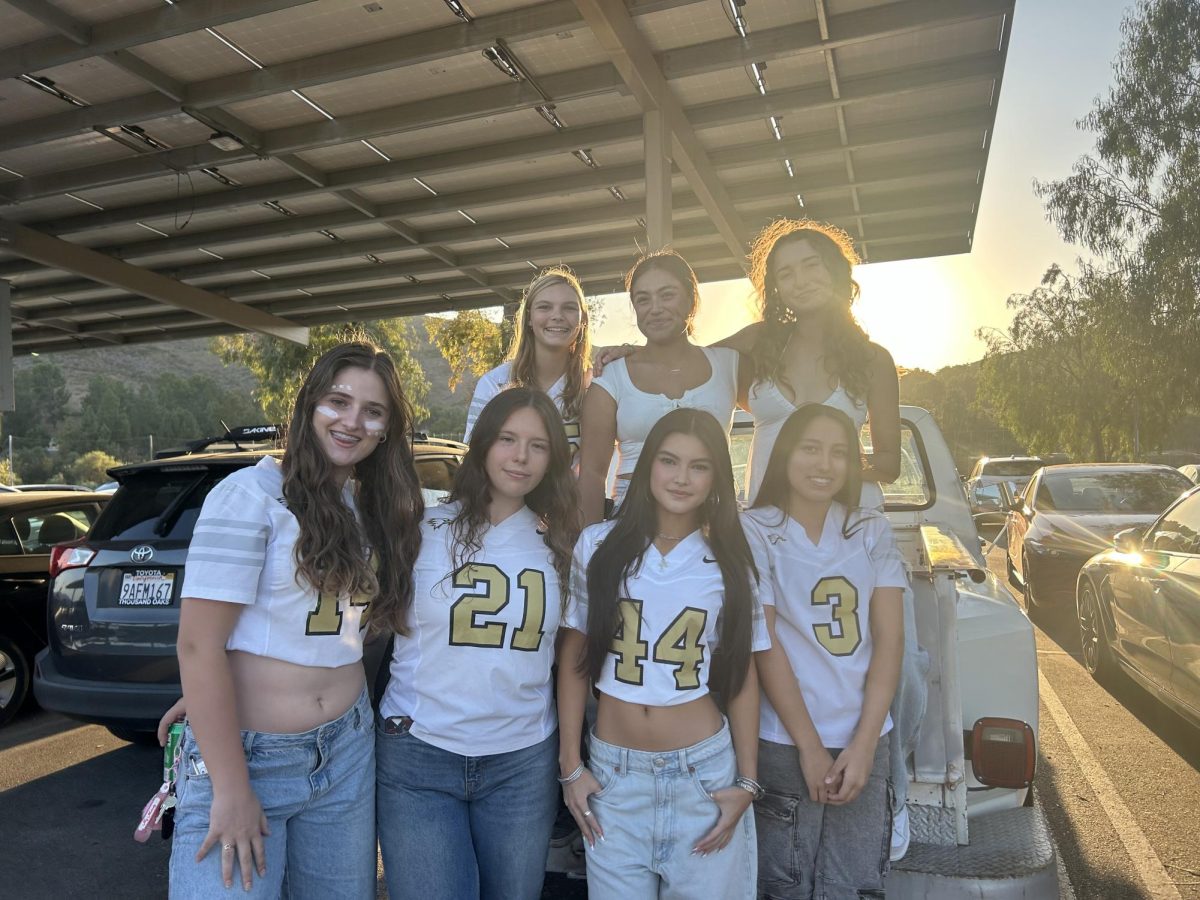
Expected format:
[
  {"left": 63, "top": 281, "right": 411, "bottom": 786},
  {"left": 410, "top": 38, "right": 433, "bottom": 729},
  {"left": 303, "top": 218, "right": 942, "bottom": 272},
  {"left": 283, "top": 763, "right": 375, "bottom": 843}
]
[{"left": 130, "top": 545, "right": 155, "bottom": 563}]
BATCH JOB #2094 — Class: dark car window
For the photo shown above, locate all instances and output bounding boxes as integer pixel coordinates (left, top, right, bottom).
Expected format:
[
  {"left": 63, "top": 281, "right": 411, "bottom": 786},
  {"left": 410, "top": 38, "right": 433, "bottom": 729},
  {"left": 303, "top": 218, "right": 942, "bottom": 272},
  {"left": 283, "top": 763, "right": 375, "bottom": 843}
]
[
  {"left": 10, "top": 505, "right": 101, "bottom": 553},
  {"left": 91, "top": 468, "right": 235, "bottom": 541},
  {"left": 415, "top": 457, "right": 456, "bottom": 493},
  {"left": 1148, "top": 492, "right": 1200, "bottom": 555},
  {"left": 0, "top": 519, "right": 21, "bottom": 555},
  {"left": 1035, "top": 480, "right": 1056, "bottom": 510},
  {"left": 983, "top": 460, "right": 1042, "bottom": 478},
  {"left": 1042, "top": 472, "right": 1193, "bottom": 514}
]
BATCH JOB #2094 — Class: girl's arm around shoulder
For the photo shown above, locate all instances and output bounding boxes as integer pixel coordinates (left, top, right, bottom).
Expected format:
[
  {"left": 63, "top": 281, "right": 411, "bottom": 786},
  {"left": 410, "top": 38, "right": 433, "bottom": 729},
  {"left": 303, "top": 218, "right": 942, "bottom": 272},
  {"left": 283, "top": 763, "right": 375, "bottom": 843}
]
[
  {"left": 712, "top": 321, "right": 765, "bottom": 355},
  {"left": 863, "top": 342, "right": 901, "bottom": 484}
]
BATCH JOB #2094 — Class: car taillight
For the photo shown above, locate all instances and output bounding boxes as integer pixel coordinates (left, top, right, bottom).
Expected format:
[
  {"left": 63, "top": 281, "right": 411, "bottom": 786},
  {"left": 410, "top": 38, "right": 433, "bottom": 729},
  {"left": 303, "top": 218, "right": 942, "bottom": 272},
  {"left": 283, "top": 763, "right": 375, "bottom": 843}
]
[
  {"left": 971, "top": 717, "right": 1036, "bottom": 788},
  {"left": 49, "top": 541, "right": 96, "bottom": 578}
]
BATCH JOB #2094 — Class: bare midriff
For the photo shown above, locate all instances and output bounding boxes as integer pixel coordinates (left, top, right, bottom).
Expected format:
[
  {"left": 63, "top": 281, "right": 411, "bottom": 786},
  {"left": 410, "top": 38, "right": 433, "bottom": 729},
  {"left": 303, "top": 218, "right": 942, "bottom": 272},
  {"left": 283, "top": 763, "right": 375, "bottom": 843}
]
[
  {"left": 595, "top": 693, "right": 723, "bottom": 752},
  {"left": 228, "top": 651, "right": 365, "bottom": 734}
]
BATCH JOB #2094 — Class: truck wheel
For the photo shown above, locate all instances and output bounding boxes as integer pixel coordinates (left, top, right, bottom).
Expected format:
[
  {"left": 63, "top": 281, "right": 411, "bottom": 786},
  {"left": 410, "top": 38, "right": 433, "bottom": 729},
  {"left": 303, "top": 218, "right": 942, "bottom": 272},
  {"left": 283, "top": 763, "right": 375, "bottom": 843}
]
[
  {"left": 1077, "top": 581, "right": 1112, "bottom": 680},
  {"left": 0, "top": 636, "right": 31, "bottom": 728}
]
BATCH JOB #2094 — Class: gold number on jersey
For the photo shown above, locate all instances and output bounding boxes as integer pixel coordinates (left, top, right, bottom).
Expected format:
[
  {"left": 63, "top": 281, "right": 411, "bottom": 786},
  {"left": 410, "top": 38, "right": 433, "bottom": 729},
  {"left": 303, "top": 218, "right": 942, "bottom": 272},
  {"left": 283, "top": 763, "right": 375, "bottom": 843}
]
[
  {"left": 450, "top": 564, "right": 509, "bottom": 648},
  {"left": 449, "top": 563, "right": 548, "bottom": 652},
  {"left": 510, "top": 569, "right": 547, "bottom": 652},
  {"left": 306, "top": 557, "right": 374, "bottom": 636},
  {"left": 652, "top": 607, "right": 709, "bottom": 690},
  {"left": 810, "top": 576, "right": 862, "bottom": 657},
  {"left": 611, "top": 599, "right": 649, "bottom": 685}
]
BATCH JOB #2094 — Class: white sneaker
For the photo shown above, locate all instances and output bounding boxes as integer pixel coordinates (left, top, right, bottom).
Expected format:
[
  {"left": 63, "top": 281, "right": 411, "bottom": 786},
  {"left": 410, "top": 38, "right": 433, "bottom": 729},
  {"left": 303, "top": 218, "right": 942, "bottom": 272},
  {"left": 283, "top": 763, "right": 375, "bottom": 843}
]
[{"left": 889, "top": 802, "right": 911, "bottom": 862}]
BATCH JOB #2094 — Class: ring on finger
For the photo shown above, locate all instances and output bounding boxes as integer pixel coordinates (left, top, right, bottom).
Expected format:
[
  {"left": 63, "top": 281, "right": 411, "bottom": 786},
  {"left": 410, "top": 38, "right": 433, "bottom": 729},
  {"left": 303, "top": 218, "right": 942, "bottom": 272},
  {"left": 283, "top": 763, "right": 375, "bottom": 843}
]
[
  {"left": 583, "top": 811, "right": 593, "bottom": 818},
  {"left": 222, "top": 843, "right": 235, "bottom": 852}
]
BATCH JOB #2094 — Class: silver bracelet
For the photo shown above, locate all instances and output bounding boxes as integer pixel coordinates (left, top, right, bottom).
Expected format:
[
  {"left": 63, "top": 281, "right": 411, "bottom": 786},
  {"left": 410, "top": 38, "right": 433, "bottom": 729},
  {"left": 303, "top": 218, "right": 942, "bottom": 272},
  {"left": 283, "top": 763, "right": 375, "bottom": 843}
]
[
  {"left": 557, "top": 764, "right": 586, "bottom": 785},
  {"left": 734, "top": 775, "right": 765, "bottom": 800}
]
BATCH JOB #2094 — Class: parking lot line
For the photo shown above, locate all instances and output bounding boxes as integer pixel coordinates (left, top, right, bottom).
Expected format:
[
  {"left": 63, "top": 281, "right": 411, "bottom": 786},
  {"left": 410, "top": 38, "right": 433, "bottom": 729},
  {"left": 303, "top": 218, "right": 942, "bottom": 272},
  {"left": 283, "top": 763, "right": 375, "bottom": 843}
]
[{"left": 1038, "top": 671, "right": 1182, "bottom": 900}]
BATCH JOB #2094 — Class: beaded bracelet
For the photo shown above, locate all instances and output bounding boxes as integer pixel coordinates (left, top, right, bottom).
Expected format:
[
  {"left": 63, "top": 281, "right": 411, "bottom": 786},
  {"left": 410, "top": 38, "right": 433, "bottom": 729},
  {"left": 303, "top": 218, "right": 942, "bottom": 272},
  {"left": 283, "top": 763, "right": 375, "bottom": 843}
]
[{"left": 557, "top": 764, "right": 586, "bottom": 785}]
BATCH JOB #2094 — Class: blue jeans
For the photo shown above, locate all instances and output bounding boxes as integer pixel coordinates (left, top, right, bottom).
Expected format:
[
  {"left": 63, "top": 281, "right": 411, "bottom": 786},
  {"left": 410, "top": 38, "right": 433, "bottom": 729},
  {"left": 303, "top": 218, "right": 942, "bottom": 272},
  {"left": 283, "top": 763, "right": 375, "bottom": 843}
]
[
  {"left": 168, "top": 688, "right": 376, "bottom": 900},
  {"left": 375, "top": 724, "right": 559, "bottom": 900},
  {"left": 584, "top": 721, "right": 757, "bottom": 900}
]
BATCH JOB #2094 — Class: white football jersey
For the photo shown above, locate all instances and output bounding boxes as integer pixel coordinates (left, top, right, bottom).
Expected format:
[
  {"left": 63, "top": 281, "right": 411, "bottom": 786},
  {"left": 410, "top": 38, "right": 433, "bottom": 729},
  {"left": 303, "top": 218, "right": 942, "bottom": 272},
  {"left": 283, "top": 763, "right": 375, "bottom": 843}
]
[
  {"left": 564, "top": 519, "right": 770, "bottom": 707},
  {"left": 380, "top": 502, "right": 563, "bottom": 756},
  {"left": 743, "top": 503, "right": 907, "bottom": 748},
  {"left": 182, "top": 456, "right": 369, "bottom": 668},
  {"left": 463, "top": 362, "right": 584, "bottom": 459}
]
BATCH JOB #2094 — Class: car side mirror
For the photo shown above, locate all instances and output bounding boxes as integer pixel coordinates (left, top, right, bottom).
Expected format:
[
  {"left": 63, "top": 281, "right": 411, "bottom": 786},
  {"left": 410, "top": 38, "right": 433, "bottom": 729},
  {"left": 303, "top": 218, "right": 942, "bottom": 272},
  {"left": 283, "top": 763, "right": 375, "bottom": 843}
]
[{"left": 1114, "top": 528, "right": 1142, "bottom": 554}]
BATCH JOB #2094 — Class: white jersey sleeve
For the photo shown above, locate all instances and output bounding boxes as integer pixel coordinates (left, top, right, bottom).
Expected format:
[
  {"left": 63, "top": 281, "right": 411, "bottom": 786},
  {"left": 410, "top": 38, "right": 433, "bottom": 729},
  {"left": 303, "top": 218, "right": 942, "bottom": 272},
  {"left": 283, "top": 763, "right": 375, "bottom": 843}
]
[
  {"left": 463, "top": 363, "right": 513, "bottom": 442},
  {"left": 182, "top": 474, "right": 271, "bottom": 605}
]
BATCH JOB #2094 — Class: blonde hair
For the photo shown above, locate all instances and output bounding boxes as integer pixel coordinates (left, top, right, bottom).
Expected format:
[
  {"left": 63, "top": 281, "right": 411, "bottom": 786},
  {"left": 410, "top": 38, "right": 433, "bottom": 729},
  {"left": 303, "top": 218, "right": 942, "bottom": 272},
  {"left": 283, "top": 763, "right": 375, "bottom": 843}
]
[{"left": 507, "top": 267, "right": 591, "bottom": 420}]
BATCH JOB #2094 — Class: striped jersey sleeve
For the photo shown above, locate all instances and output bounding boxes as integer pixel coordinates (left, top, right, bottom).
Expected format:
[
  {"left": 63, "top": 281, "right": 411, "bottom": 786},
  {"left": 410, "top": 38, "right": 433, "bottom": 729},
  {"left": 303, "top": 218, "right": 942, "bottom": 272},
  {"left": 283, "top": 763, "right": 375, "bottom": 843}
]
[{"left": 181, "top": 478, "right": 271, "bottom": 605}]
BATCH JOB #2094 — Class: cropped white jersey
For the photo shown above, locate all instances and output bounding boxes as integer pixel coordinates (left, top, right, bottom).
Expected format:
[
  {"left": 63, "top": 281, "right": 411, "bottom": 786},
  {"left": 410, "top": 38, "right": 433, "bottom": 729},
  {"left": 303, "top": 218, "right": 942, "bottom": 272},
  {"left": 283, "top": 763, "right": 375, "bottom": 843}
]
[
  {"left": 564, "top": 519, "right": 771, "bottom": 707},
  {"left": 743, "top": 503, "right": 907, "bottom": 748},
  {"left": 380, "top": 502, "right": 563, "bottom": 757},
  {"left": 590, "top": 346, "right": 738, "bottom": 503},
  {"left": 181, "top": 456, "right": 369, "bottom": 668},
  {"left": 463, "top": 361, "right": 585, "bottom": 457}
]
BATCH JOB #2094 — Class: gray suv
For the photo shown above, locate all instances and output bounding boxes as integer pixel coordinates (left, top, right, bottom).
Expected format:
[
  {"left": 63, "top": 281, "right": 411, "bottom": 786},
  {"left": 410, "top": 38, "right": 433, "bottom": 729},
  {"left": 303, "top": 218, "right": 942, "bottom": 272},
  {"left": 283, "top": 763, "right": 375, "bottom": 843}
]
[{"left": 33, "top": 431, "right": 464, "bottom": 742}]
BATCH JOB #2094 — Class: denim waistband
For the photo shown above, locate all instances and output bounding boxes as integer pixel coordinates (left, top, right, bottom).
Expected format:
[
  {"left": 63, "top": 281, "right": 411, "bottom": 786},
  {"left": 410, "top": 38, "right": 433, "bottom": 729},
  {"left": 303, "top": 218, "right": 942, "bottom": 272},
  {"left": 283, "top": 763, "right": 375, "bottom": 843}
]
[
  {"left": 588, "top": 718, "right": 732, "bottom": 775},
  {"left": 235, "top": 686, "right": 370, "bottom": 753}
]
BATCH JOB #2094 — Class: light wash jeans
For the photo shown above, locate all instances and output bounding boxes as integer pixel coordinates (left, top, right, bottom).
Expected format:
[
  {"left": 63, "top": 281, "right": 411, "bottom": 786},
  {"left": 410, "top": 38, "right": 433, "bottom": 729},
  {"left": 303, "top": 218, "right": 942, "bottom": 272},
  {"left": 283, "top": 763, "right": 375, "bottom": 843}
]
[
  {"left": 583, "top": 720, "right": 757, "bottom": 900},
  {"left": 375, "top": 725, "right": 558, "bottom": 900},
  {"left": 890, "top": 584, "right": 930, "bottom": 824},
  {"left": 168, "top": 688, "right": 376, "bottom": 900}
]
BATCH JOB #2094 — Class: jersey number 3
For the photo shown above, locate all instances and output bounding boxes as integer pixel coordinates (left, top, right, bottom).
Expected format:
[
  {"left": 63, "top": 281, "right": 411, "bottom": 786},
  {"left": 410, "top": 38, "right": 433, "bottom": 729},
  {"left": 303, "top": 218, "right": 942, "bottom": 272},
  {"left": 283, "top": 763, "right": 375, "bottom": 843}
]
[
  {"left": 811, "top": 576, "right": 862, "bottom": 657},
  {"left": 450, "top": 563, "right": 547, "bottom": 652},
  {"left": 612, "top": 600, "right": 708, "bottom": 690}
]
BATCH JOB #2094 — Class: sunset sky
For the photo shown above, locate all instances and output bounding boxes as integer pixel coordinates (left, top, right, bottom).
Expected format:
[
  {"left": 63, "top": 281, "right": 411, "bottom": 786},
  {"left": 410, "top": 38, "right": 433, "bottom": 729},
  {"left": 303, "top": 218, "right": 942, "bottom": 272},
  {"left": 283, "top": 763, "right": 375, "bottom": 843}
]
[{"left": 592, "top": 0, "right": 1133, "bottom": 373}]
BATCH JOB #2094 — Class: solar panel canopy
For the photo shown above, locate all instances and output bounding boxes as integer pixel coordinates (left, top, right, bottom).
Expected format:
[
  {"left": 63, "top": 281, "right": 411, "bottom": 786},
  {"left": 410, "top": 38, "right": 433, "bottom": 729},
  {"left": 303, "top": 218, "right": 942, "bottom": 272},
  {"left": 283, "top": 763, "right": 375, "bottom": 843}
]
[{"left": 0, "top": 0, "right": 1015, "bottom": 354}]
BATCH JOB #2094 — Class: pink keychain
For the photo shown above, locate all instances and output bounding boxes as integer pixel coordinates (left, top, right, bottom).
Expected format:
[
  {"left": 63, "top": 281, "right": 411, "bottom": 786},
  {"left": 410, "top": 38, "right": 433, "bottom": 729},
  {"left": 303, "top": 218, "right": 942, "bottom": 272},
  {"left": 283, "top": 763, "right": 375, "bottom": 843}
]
[{"left": 135, "top": 729, "right": 182, "bottom": 843}]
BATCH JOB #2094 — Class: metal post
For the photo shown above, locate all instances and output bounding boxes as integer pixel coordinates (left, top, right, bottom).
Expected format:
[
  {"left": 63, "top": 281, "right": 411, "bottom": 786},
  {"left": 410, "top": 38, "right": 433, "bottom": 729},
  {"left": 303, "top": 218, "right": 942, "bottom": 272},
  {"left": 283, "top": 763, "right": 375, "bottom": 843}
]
[
  {"left": 148, "top": 434, "right": 154, "bottom": 460},
  {"left": 643, "top": 110, "right": 672, "bottom": 250},
  {"left": 0, "top": 280, "right": 13, "bottom": 413}
]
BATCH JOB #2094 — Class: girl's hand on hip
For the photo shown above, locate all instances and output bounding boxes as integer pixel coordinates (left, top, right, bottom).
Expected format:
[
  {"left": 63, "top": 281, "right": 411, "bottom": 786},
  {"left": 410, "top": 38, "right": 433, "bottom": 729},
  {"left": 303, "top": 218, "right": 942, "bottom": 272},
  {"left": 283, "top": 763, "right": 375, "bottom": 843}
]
[
  {"left": 563, "top": 769, "right": 605, "bottom": 849},
  {"left": 692, "top": 786, "right": 753, "bottom": 856},
  {"left": 825, "top": 741, "right": 875, "bottom": 805},
  {"left": 197, "top": 785, "right": 271, "bottom": 890}
]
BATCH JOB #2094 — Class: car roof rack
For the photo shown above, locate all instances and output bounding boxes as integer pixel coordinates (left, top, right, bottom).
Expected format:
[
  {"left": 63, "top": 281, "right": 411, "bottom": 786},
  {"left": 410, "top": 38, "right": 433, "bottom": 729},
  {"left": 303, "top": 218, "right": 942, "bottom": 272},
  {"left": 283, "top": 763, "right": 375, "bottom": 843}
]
[{"left": 154, "top": 424, "right": 282, "bottom": 459}]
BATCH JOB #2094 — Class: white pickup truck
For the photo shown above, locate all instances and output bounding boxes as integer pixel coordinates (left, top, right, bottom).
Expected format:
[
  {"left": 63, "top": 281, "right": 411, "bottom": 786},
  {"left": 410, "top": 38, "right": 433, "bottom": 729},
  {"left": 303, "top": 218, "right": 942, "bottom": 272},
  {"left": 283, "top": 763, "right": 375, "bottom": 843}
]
[
  {"left": 550, "top": 406, "right": 1059, "bottom": 896},
  {"left": 870, "top": 406, "right": 1058, "bottom": 897}
]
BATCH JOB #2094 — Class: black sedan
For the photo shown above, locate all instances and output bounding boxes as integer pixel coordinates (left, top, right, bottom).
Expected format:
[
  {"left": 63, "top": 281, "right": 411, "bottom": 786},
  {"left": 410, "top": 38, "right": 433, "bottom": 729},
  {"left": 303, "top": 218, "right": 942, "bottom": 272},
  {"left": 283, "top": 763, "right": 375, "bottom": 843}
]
[
  {"left": 1006, "top": 464, "right": 1194, "bottom": 619},
  {"left": 0, "top": 490, "right": 110, "bottom": 726},
  {"left": 1076, "top": 485, "right": 1200, "bottom": 728}
]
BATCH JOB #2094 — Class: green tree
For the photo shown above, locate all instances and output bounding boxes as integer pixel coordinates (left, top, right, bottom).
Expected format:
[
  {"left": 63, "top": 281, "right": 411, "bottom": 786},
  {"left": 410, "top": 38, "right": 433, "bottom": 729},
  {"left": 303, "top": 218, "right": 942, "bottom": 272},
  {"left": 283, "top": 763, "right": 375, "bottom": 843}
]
[
  {"left": 1035, "top": 0, "right": 1200, "bottom": 400},
  {"left": 975, "top": 265, "right": 1171, "bottom": 461},
  {"left": 424, "top": 310, "right": 507, "bottom": 391},
  {"left": 212, "top": 321, "right": 429, "bottom": 424},
  {"left": 62, "top": 376, "right": 137, "bottom": 457},
  {"left": 1, "top": 361, "right": 71, "bottom": 447},
  {"left": 0, "top": 457, "right": 17, "bottom": 487},
  {"left": 70, "top": 450, "right": 123, "bottom": 486}
]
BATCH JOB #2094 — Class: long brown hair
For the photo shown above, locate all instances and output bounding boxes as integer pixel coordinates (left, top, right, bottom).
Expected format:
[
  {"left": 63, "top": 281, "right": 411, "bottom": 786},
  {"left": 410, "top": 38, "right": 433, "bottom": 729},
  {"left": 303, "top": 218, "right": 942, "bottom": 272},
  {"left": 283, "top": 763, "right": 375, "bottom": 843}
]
[
  {"left": 580, "top": 408, "right": 757, "bottom": 699},
  {"left": 506, "top": 267, "right": 591, "bottom": 421},
  {"left": 748, "top": 219, "right": 875, "bottom": 401},
  {"left": 281, "top": 342, "right": 424, "bottom": 636},
  {"left": 447, "top": 387, "right": 579, "bottom": 606}
]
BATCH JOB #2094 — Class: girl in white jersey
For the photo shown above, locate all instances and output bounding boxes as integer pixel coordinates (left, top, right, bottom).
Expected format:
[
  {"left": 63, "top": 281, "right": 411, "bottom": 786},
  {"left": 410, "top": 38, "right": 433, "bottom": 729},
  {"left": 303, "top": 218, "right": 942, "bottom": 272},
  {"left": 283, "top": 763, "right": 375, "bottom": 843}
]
[
  {"left": 168, "top": 342, "right": 424, "bottom": 898},
  {"left": 464, "top": 266, "right": 592, "bottom": 459},
  {"left": 560, "top": 408, "right": 771, "bottom": 899},
  {"left": 579, "top": 251, "right": 740, "bottom": 523},
  {"left": 376, "top": 387, "right": 580, "bottom": 900},
  {"left": 745, "top": 404, "right": 905, "bottom": 899}
]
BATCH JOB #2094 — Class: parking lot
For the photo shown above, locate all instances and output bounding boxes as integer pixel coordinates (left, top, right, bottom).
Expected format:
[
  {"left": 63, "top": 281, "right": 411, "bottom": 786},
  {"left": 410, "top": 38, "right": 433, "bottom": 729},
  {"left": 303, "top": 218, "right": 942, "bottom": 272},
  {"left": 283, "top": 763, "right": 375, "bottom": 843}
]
[{"left": 1, "top": 547, "right": 1197, "bottom": 898}]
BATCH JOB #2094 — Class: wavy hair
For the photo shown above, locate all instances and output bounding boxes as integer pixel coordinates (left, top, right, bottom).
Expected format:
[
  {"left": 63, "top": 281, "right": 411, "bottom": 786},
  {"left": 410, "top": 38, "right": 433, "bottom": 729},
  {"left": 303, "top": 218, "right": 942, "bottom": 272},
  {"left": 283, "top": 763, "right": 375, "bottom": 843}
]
[
  {"left": 580, "top": 408, "right": 757, "bottom": 698},
  {"left": 625, "top": 249, "right": 701, "bottom": 337},
  {"left": 748, "top": 219, "right": 875, "bottom": 401},
  {"left": 281, "top": 341, "right": 424, "bottom": 636},
  {"left": 750, "top": 403, "right": 866, "bottom": 538},
  {"left": 507, "top": 266, "right": 592, "bottom": 421},
  {"left": 446, "top": 387, "right": 579, "bottom": 606}
]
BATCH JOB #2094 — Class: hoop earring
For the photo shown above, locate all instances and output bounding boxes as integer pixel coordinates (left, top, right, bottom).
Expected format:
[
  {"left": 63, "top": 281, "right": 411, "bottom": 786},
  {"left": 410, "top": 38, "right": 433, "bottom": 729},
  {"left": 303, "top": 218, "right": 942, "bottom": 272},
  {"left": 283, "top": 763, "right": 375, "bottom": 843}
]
[{"left": 377, "top": 433, "right": 388, "bottom": 443}]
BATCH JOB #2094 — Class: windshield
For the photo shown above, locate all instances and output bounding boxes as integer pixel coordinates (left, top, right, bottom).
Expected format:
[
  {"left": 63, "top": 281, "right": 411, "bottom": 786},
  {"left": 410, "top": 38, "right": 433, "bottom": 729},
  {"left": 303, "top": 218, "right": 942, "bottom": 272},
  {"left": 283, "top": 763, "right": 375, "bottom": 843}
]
[
  {"left": 91, "top": 468, "right": 233, "bottom": 541},
  {"left": 1041, "top": 471, "right": 1193, "bottom": 514},
  {"left": 983, "top": 459, "right": 1042, "bottom": 477}
]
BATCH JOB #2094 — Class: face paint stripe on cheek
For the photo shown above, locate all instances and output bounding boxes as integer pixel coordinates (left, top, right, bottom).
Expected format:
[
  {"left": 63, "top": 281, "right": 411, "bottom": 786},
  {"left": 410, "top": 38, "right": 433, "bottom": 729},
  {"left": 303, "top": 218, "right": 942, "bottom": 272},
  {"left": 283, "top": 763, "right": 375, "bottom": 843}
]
[
  {"left": 362, "top": 420, "right": 385, "bottom": 433},
  {"left": 315, "top": 405, "right": 340, "bottom": 419}
]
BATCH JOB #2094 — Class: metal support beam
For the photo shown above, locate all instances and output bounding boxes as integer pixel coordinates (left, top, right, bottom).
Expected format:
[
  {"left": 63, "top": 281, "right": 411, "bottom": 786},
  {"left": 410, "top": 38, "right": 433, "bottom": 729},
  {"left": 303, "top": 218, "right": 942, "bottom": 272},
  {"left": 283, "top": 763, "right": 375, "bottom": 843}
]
[
  {"left": 3, "top": 0, "right": 90, "bottom": 45},
  {"left": 644, "top": 110, "right": 673, "bottom": 250},
  {"left": 0, "top": 280, "right": 13, "bottom": 413},
  {"left": 0, "top": 0, "right": 320, "bottom": 80},
  {"left": 0, "top": 219, "right": 307, "bottom": 345}
]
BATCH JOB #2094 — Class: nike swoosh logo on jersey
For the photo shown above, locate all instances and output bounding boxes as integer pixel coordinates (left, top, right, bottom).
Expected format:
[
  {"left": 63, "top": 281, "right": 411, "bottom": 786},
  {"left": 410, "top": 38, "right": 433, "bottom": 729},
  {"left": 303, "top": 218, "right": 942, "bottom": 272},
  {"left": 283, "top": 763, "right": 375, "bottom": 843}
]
[{"left": 703, "top": 556, "right": 718, "bottom": 564}]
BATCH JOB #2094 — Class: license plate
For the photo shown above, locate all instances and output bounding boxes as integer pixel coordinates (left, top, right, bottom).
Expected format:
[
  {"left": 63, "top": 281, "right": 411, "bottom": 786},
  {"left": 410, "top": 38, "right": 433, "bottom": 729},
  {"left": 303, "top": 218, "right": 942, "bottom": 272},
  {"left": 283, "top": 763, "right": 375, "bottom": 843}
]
[{"left": 117, "top": 569, "right": 176, "bottom": 607}]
